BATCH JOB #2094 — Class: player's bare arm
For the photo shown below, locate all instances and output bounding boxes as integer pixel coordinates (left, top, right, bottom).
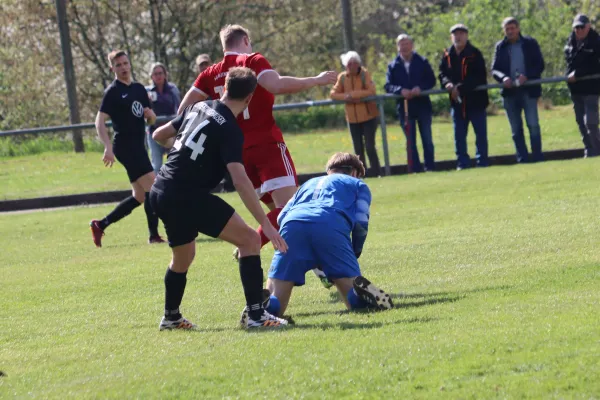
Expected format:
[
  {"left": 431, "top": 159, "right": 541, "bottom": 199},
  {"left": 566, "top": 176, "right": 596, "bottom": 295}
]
[
  {"left": 177, "top": 89, "right": 207, "bottom": 114},
  {"left": 144, "top": 107, "right": 157, "bottom": 126},
  {"left": 258, "top": 70, "right": 338, "bottom": 95},
  {"left": 152, "top": 122, "right": 177, "bottom": 149},
  {"left": 94, "top": 111, "right": 114, "bottom": 167},
  {"left": 227, "top": 162, "right": 288, "bottom": 253}
]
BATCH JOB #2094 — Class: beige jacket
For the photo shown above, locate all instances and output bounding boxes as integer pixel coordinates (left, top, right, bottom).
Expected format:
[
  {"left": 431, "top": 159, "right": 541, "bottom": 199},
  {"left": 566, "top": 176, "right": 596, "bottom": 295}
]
[{"left": 330, "top": 67, "right": 379, "bottom": 124}]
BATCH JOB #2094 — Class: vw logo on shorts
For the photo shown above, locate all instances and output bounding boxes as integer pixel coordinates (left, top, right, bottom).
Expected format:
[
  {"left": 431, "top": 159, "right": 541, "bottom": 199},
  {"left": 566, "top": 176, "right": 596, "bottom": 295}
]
[{"left": 131, "top": 101, "right": 144, "bottom": 118}]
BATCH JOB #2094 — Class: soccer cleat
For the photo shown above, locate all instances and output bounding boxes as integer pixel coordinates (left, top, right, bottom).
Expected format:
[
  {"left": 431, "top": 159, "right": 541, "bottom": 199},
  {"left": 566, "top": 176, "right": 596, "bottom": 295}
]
[
  {"left": 312, "top": 266, "right": 334, "bottom": 289},
  {"left": 159, "top": 316, "right": 197, "bottom": 331},
  {"left": 239, "top": 289, "right": 273, "bottom": 328},
  {"left": 240, "top": 309, "right": 288, "bottom": 329},
  {"left": 89, "top": 220, "right": 105, "bottom": 248},
  {"left": 148, "top": 235, "right": 166, "bottom": 244},
  {"left": 352, "top": 276, "right": 394, "bottom": 310}
]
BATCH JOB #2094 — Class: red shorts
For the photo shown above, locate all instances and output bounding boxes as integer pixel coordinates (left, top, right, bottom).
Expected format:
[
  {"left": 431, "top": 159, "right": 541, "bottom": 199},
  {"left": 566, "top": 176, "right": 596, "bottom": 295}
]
[{"left": 243, "top": 142, "right": 298, "bottom": 203}]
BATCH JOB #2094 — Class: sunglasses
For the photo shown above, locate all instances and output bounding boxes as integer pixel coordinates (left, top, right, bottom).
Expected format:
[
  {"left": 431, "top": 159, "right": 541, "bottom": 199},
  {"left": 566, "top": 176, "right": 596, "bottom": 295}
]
[{"left": 574, "top": 25, "right": 586, "bottom": 30}]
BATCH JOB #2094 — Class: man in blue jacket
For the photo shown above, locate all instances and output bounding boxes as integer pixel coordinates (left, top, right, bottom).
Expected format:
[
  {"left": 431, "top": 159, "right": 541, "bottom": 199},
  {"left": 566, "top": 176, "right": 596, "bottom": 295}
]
[
  {"left": 492, "top": 17, "right": 545, "bottom": 163},
  {"left": 385, "top": 34, "right": 437, "bottom": 172}
]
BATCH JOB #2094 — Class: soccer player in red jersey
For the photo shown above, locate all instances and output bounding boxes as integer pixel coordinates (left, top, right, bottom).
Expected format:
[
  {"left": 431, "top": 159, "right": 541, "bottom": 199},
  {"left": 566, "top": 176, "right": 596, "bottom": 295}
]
[{"left": 178, "top": 24, "right": 337, "bottom": 251}]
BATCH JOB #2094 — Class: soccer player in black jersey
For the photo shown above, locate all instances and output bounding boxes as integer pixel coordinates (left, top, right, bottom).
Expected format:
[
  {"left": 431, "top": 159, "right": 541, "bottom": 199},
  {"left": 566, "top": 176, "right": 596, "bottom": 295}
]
[
  {"left": 150, "top": 67, "right": 288, "bottom": 330},
  {"left": 90, "top": 50, "right": 164, "bottom": 247}
]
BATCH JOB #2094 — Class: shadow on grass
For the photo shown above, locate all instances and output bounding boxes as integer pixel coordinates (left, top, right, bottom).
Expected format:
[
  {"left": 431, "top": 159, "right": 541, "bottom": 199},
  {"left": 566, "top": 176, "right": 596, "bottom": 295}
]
[
  {"left": 243, "top": 316, "right": 439, "bottom": 333},
  {"left": 101, "top": 236, "right": 217, "bottom": 249},
  {"left": 394, "top": 284, "right": 512, "bottom": 299},
  {"left": 391, "top": 295, "right": 462, "bottom": 309}
]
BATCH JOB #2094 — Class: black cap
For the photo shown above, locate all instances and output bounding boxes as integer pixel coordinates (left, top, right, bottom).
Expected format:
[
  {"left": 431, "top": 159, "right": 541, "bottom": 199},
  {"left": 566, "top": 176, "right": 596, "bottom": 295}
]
[
  {"left": 450, "top": 24, "right": 469, "bottom": 34},
  {"left": 573, "top": 14, "right": 590, "bottom": 28}
]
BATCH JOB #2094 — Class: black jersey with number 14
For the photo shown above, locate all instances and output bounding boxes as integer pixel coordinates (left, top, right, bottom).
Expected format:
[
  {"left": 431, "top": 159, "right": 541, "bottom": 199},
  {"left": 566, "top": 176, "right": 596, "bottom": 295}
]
[{"left": 153, "top": 100, "right": 244, "bottom": 195}]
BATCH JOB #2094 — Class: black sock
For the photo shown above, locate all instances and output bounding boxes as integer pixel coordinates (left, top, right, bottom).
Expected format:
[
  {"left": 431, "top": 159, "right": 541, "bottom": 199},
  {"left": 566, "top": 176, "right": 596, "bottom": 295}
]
[
  {"left": 239, "top": 255, "right": 264, "bottom": 320},
  {"left": 164, "top": 268, "right": 187, "bottom": 321},
  {"left": 144, "top": 192, "right": 159, "bottom": 237},
  {"left": 101, "top": 196, "right": 141, "bottom": 230}
]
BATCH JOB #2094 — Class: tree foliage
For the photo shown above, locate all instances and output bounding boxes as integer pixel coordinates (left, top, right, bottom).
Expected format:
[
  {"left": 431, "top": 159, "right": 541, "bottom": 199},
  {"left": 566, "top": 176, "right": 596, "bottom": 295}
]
[{"left": 1, "top": 0, "right": 599, "bottom": 133}]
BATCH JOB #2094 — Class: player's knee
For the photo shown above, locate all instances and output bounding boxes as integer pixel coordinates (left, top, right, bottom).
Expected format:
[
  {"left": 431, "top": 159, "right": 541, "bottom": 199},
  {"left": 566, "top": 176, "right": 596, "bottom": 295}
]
[
  {"left": 238, "top": 228, "right": 261, "bottom": 254},
  {"left": 132, "top": 189, "right": 145, "bottom": 204},
  {"left": 171, "top": 246, "right": 195, "bottom": 272}
]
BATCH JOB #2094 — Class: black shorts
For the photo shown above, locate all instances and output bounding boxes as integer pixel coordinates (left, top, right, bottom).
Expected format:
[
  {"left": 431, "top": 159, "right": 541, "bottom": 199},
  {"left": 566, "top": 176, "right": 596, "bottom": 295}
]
[
  {"left": 114, "top": 142, "right": 154, "bottom": 183},
  {"left": 149, "top": 188, "right": 235, "bottom": 247}
]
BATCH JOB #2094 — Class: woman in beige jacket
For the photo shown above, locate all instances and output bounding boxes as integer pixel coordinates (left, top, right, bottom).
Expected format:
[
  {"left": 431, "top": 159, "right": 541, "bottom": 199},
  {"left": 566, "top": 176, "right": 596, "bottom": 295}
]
[{"left": 330, "top": 51, "right": 381, "bottom": 176}]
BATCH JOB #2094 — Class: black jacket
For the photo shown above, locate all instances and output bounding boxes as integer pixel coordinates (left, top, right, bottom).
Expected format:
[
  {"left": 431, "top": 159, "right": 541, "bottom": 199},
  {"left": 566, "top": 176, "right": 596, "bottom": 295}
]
[
  {"left": 565, "top": 28, "right": 600, "bottom": 95},
  {"left": 439, "top": 41, "right": 489, "bottom": 116},
  {"left": 491, "top": 34, "right": 545, "bottom": 98}
]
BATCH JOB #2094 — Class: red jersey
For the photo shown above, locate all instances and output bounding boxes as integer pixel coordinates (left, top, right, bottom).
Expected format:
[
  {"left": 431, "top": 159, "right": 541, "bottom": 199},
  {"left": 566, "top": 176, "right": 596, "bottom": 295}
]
[{"left": 192, "top": 52, "right": 284, "bottom": 149}]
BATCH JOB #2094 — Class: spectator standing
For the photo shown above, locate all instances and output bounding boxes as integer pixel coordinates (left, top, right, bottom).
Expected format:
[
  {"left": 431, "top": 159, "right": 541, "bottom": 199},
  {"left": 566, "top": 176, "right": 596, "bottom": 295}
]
[
  {"left": 195, "top": 54, "right": 212, "bottom": 74},
  {"left": 492, "top": 17, "right": 545, "bottom": 163},
  {"left": 565, "top": 14, "right": 600, "bottom": 157},
  {"left": 330, "top": 51, "right": 382, "bottom": 176},
  {"left": 384, "top": 34, "right": 437, "bottom": 172},
  {"left": 146, "top": 62, "right": 181, "bottom": 173},
  {"left": 439, "top": 24, "right": 490, "bottom": 170}
]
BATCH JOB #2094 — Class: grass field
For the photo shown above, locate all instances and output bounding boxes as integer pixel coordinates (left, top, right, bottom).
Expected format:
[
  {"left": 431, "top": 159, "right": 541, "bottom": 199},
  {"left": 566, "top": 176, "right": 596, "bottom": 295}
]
[
  {"left": 1, "top": 158, "right": 599, "bottom": 398},
  {"left": 0, "top": 105, "right": 584, "bottom": 201}
]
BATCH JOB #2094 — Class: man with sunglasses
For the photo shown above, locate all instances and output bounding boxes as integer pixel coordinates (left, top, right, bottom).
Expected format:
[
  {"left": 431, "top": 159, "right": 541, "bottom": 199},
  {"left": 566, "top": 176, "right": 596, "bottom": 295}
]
[{"left": 565, "top": 14, "right": 600, "bottom": 157}]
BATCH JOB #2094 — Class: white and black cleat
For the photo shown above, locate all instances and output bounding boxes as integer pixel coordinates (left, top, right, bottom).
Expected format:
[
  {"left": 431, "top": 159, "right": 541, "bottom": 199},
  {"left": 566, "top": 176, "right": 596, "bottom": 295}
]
[{"left": 353, "top": 276, "right": 394, "bottom": 310}]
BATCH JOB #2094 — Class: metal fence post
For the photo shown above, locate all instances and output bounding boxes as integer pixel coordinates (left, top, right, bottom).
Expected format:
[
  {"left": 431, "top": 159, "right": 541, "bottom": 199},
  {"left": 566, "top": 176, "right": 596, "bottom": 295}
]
[{"left": 377, "top": 99, "right": 391, "bottom": 176}]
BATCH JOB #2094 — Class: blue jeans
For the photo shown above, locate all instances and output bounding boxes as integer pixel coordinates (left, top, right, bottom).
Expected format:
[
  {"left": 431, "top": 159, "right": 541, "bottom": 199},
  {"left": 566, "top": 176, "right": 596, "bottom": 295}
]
[
  {"left": 503, "top": 92, "right": 543, "bottom": 162},
  {"left": 399, "top": 110, "right": 435, "bottom": 172},
  {"left": 147, "top": 133, "right": 167, "bottom": 174},
  {"left": 451, "top": 108, "right": 488, "bottom": 169}
]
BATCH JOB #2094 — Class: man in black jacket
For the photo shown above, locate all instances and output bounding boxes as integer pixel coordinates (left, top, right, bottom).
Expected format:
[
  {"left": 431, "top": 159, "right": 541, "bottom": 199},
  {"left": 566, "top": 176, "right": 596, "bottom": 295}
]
[
  {"left": 439, "top": 24, "right": 489, "bottom": 170},
  {"left": 492, "top": 17, "right": 545, "bottom": 163},
  {"left": 565, "top": 14, "right": 600, "bottom": 157}
]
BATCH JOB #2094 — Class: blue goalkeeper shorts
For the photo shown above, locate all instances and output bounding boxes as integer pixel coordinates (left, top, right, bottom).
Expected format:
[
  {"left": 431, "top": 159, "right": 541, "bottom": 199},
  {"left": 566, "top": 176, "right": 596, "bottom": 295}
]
[{"left": 269, "top": 220, "right": 361, "bottom": 286}]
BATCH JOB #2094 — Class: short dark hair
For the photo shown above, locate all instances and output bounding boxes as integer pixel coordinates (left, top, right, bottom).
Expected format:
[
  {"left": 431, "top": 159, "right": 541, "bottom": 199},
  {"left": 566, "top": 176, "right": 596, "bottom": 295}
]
[
  {"left": 225, "top": 67, "right": 257, "bottom": 100},
  {"left": 502, "top": 17, "right": 519, "bottom": 28},
  {"left": 108, "top": 50, "right": 128, "bottom": 65},
  {"left": 325, "top": 152, "right": 366, "bottom": 178},
  {"left": 220, "top": 24, "right": 250, "bottom": 49}
]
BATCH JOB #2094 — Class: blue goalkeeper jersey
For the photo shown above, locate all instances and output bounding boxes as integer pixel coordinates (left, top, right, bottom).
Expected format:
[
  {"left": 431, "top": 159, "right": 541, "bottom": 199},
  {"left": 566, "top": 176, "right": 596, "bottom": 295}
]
[{"left": 278, "top": 173, "right": 371, "bottom": 255}]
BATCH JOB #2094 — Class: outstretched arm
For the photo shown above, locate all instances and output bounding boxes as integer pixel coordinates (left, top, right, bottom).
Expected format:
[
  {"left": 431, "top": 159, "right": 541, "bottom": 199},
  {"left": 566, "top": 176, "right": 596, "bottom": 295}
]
[{"left": 259, "top": 70, "right": 337, "bottom": 95}]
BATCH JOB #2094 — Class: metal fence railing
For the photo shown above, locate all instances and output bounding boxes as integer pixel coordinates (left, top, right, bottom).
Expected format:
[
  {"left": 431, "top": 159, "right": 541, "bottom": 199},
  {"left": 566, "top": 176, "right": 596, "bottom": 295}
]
[{"left": 1, "top": 74, "right": 596, "bottom": 176}]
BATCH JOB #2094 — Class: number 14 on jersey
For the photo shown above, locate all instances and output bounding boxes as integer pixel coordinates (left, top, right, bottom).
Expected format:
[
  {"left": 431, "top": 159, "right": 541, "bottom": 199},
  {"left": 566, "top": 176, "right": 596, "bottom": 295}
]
[{"left": 173, "top": 113, "right": 209, "bottom": 160}]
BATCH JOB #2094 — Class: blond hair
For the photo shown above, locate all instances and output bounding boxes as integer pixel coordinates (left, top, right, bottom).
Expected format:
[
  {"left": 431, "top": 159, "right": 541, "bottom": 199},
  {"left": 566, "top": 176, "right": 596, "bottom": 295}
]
[{"left": 219, "top": 24, "right": 250, "bottom": 49}]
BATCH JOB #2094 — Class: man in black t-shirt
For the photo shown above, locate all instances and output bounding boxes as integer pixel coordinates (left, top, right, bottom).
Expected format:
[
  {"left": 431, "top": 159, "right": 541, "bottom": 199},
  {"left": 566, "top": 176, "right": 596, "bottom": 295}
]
[
  {"left": 150, "top": 67, "right": 289, "bottom": 330},
  {"left": 90, "top": 50, "right": 164, "bottom": 247}
]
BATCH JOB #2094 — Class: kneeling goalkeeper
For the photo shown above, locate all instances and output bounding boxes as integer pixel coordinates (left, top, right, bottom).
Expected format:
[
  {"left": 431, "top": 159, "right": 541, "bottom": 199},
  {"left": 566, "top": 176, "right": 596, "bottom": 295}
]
[{"left": 266, "top": 152, "right": 393, "bottom": 316}]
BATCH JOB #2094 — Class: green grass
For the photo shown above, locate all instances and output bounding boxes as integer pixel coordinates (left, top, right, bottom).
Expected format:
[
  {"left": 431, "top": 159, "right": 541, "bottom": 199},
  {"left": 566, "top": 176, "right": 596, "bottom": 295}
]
[
  {"left": 0, "top": 105, "right": 584, "bottom": 200},
  {"left": 1, "top": 158, "right": 599, "bottom": 398}
]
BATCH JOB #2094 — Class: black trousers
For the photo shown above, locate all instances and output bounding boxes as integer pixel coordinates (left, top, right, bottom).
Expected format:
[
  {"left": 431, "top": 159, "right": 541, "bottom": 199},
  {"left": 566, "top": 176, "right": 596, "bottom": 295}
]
[{"left": 349, "top": 118, "right": 381, "bottom": 176}]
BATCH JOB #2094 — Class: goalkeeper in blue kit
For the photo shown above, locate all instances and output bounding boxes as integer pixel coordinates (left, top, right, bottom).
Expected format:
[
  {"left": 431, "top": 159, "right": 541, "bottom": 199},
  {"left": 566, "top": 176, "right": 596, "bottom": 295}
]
[{"left": 266, "top": 152, "right": 393, "bottom": 316}]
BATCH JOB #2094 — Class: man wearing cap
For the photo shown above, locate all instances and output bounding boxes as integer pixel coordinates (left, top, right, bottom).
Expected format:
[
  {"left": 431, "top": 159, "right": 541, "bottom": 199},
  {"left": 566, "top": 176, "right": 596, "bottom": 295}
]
[
  {"left": 195, "top": 54, "right": 212, "bottom": 74},
  {"left": 492, "top": 17, "right": 545, "bottom": 163},
  {"left": 439, "top": 24, "right": 489, "bottom": 170},
  {"left": 565, "top": 14, "right": 600, "bottom": 157},
  {"left": 384, "top": 34, "right": 437, "bottom": 172}
]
